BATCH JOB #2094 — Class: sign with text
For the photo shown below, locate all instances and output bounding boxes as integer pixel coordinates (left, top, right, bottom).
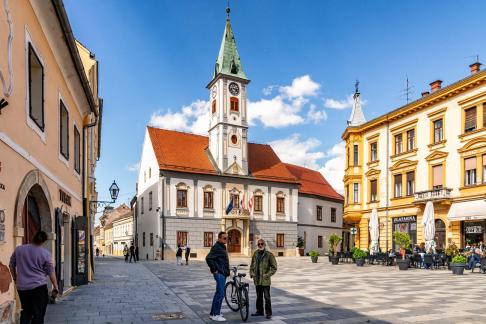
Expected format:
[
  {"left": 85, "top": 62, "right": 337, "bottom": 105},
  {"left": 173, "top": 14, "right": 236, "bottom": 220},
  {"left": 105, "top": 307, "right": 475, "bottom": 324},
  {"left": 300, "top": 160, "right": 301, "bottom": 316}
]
[
  {"left": 392, "top": 216, "right": 416, "bottom": 224},
  {"left": 465, "top": 225, "right": 483, "bottom": 234}
]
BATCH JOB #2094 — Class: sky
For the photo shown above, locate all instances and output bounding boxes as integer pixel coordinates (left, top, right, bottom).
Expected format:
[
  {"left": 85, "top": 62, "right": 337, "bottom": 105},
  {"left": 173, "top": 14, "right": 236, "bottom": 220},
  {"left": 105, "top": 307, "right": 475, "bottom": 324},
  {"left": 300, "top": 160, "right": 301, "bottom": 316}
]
[{"left": 64, "top": 0, "right": 486, "bottom": 214}]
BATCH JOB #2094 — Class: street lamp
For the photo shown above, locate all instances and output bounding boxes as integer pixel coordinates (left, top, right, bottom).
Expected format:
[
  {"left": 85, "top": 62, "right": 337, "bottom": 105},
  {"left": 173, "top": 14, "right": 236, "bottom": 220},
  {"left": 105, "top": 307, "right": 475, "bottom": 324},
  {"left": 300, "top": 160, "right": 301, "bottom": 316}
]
[{"left": 90, "top": 180, "right": 120, "bottom": 210}]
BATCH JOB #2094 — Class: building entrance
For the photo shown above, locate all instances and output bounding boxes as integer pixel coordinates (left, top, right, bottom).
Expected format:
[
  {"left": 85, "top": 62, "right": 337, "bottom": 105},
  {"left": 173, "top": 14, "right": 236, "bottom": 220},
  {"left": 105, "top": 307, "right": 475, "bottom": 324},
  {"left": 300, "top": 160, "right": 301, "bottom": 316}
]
[{"left": 227, "top": 229, "right": 241, "bottom": 253}]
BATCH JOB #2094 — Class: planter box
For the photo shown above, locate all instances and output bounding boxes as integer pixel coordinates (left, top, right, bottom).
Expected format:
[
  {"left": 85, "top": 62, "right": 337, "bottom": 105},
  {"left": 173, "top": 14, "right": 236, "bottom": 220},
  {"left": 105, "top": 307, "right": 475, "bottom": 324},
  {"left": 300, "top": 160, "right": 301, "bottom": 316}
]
[
  {"left": 298, "top": 248, "right": 305, "bottom": 257},
  {"left": 356, "top": 259, "right": 365, "bottom": 267},
  {"left": 396, "top": 259, "right": 409, "bottom": 270},
  {"left": 311, "top": 256, "right": 318, "bottom": 263},
  {"left": 330, "top": 256, "right": 339, "bottom": 265},
  {"left": 450, "top": 263, "right": 466, "bottom": 275}
]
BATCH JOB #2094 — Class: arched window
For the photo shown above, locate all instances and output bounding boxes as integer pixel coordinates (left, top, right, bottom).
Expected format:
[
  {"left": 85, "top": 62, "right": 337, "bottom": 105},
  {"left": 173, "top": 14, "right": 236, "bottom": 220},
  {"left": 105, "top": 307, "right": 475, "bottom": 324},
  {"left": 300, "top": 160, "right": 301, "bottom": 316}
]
[
  {"left": 435, "top": 219, "right": 446, "bottom": 250},
  {"left": 176, "top": 183, "right": 188, "bottom": 208},
  {"left": 212, "top": 100, "right": 216, "bottom": 114},
  {"left": 276, "top": 191, "right": 285, "bottom": 214},
  {"left": 203, "top": 185, "right": 214, "bottom": 209},
  {"left": 230, "top": 97, "right": 239, "bottom": 112}
]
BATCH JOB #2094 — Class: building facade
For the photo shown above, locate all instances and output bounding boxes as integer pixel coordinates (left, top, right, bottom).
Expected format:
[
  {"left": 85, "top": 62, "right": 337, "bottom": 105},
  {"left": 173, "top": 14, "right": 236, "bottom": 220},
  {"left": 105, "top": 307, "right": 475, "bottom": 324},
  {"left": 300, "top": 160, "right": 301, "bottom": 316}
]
[
  {"left": 0, "top": 0, "right": 101, "bottom": 320},
  {"left": 343, "top": 62, "right": 486, "bottom": 252},
  {"left": 98, "top": 204, "right": 131, "bottom": 256},
  {"left": 112, "top": 214, "right": 133, "bottom": 256}
]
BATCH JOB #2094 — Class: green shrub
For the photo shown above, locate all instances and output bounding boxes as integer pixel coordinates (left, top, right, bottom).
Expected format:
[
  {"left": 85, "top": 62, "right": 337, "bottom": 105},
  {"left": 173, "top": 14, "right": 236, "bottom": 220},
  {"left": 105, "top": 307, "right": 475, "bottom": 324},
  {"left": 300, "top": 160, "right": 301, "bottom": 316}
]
[
  {"left": 309, "top": 250, "right": 320, "bottom": 257},
  {"left": 393, "top": 232, "right": 411, "bottom": 250},
  {"left": 296, "top": 236, "right": 304, "bottom": 248},
  {"left": 352, "top": 249, "right": 367, "bottom": 260},
  {"left": 452, "top": 255, "right": 467, "bottom": 264},
  {"left": 328, "top": 234, "right": 342, "bottom": 255}
]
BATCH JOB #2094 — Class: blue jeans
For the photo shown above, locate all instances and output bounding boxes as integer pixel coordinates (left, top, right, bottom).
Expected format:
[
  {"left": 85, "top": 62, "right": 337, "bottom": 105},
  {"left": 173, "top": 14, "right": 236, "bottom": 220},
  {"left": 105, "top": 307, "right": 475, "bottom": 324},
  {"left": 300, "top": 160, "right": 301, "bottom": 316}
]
[
  {"left": 468, "top": 255, "right": 480, "bottom": 269},
  {"left": 210, "top": 273, "right": 226, "bottom": 316}
]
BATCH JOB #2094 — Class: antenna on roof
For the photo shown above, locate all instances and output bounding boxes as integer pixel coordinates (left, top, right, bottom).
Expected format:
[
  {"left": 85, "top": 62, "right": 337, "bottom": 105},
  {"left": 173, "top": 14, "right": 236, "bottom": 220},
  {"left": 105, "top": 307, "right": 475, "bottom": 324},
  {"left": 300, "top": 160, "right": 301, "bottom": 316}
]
[
  {"left": 465, "top": 54, "right": 480, "bottom": 63},
  {"left": 400, "top": 75, "right": 414, "bottom": 104}
]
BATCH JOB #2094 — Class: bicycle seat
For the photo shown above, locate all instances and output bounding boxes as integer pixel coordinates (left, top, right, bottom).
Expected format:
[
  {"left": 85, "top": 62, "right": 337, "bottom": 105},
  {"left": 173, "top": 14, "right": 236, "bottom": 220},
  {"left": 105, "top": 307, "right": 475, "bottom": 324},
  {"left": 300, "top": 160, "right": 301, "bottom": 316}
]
[
  {"left": 238, "top": 273, "right": 246, "bottom": 277},
  {"left": 239, "top": 264, "right": 248, "bottom": 267}
]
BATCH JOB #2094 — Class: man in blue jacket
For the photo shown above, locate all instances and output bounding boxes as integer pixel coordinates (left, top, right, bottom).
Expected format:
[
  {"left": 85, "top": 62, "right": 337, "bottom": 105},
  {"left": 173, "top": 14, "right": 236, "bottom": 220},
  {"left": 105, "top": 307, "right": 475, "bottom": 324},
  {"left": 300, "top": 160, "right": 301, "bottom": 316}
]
[{"left": 205, "top": 231, "right": 230, "bottom": 322}]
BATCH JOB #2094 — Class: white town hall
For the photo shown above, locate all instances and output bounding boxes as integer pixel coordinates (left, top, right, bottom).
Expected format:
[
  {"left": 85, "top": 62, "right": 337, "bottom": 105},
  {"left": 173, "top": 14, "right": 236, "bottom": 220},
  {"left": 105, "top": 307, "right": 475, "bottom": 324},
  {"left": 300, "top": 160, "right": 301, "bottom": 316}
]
[{"left": 135, "top": 9, "right": 343, "bottom": 260}]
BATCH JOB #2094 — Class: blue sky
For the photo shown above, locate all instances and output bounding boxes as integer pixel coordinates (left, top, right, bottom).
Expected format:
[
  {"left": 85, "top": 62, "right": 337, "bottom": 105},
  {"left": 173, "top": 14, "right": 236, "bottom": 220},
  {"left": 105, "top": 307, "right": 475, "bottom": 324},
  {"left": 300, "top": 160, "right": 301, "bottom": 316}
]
[{"left": 64, "top": 0, "right": 486, "bottom": 210}]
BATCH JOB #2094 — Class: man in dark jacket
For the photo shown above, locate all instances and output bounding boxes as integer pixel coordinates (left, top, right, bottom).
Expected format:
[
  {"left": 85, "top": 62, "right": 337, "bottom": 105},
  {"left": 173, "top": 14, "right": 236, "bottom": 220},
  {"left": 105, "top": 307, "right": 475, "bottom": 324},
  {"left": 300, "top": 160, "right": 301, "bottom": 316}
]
[
  {"left": 250, "top": 238, "right": 277, "bottom": 319},
  {"left": 205, "top": 232, "right": 230, "bottom": 322}
]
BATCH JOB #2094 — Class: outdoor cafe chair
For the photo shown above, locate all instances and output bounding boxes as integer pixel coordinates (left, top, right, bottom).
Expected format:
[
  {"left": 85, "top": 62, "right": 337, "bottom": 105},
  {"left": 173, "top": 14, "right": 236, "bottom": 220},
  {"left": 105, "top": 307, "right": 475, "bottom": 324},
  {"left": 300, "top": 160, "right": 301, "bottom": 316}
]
[{"left": 423, "top": 254, "right": 434, "bottom": 269}]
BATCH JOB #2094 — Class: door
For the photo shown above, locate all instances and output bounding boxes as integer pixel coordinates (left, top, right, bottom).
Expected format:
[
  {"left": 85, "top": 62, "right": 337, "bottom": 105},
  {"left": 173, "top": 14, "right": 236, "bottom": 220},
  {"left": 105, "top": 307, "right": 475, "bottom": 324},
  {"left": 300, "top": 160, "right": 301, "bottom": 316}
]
[
  {"left": 434, "top": 219, "right": 446, "bottom": 250},
  {"left": 55, "top": 208, "right": 64, "bottom": 294},
  {"left": 23, "top": 194, "right": 41, "bottom": 244},
  {"left": 227, "top": 229, "right": 241, "bottom": 253}
]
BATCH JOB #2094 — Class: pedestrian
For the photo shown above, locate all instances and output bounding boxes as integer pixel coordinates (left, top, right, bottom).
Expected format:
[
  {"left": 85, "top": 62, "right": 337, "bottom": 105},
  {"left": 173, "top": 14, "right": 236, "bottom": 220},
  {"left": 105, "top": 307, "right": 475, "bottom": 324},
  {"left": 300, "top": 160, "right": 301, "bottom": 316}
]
[
  {"left": 250, "top": 238, "right": 277, "bottom": 320},
  {"left": 176, "top": 244, "right": 183, "bottom": 266},
  {"left": 9, "top": 231, "right": 60, "bottom": 324},
  {"left": 96, "top": 247, "right": 100, "bottom": 258},
  {"left": 135, "top": 245, "right": 139, "bottom": 261},
  {"left": 185, "top": 244, "right": 191, "bottom": 265},
  {"left": 205, "top": 232, "right": 230, "bottom": 322},
  {"left": 129, "top": 243, "right": 136, "bottom": 263},
  {"left": 123, "top": 244, "right": 129, "bottom": 263}
]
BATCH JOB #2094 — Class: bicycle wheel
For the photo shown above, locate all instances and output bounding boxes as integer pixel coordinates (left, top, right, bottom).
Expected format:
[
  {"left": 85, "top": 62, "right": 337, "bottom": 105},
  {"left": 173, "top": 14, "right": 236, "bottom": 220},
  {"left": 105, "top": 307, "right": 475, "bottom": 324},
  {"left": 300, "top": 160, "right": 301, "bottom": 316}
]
[
  {"left": 238, "top": 285, "right": 249, "bottom": 322},
  {"left": 224, "top": 281, "right": 239, "bottom": 311}
]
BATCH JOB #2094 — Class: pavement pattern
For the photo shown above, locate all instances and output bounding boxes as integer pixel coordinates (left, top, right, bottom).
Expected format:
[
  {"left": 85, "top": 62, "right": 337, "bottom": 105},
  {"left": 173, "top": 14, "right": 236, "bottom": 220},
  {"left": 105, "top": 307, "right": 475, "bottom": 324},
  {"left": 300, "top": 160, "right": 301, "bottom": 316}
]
[{"left": 46, "top": 256, "right": 486, "bottom": 323}]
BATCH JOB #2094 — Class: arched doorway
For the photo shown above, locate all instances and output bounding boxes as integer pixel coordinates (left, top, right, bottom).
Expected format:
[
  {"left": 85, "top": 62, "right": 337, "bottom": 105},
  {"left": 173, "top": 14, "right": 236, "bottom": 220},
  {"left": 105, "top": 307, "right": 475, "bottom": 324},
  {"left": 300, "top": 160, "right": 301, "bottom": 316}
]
[
  {"left": 227, "top": 229, "right": 241, "bottom": 253},
  {"left": 435, "top": 219, "right": 446, "bottom": 250},
  {"left": 23, "top": 192, "right": 42, "bottom": 243}
]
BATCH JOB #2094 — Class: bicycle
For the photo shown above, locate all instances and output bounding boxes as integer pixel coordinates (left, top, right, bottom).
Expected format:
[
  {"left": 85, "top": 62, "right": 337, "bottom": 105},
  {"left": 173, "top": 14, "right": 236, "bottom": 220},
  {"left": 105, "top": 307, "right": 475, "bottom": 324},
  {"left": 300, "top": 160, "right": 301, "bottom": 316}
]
[{"left": 224, "top": 263, "right": 249, "bottom": 322}]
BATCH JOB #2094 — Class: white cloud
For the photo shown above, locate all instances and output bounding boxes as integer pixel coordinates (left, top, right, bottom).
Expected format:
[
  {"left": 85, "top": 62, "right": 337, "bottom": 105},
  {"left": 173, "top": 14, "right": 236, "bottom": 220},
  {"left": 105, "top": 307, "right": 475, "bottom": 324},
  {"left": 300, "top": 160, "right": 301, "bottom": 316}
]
[
  {"left": 318, "top": 141, "right": 345, "bottom": 193},
  {"left": 248, "top": 96, "right": 305, "bottom": 128},
  {"left": 324, "top": 95, "right": 354, "bottom": 110},
  {"left": 269, "top": 134, "right": 325, "bottom": 169},
  {"left": 149, "top": 100, "right": 209, "bottom": 135},
  {"left": 262, "top": 85, "right": 277, "bottom": 96},
  {"left": 126, "top": 162, "right": 140, "bottom": 172},
  {"left": 307, "top": 104, "right": 328, "bottom": 123},
  {"left": 280, "top": 75, "right": 320, "bottom": 98}
]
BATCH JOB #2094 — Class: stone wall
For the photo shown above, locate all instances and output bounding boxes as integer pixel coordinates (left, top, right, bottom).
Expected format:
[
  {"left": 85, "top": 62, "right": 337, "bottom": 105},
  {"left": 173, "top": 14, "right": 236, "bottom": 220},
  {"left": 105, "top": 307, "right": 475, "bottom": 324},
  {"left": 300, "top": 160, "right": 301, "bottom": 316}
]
[{"left": 250, "top": 220, "right": 298, "bottom": 256}]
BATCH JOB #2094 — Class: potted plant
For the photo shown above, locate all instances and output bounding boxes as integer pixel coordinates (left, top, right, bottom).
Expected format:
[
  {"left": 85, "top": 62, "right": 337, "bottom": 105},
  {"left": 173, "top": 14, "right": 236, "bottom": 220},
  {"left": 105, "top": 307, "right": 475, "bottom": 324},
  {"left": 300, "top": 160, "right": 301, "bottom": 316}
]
[
  {"left": 393, "top": 232, "right": 411, "bottom": 270},
  {"left": 445, "top": 243, "right": 459, "bottom": 270},
  {"left": 353, "top": 249, "right": 367, "bottom": 267},
  {"left": 309, "top": 250, "right": 319, "bottom": 263},
  {"left": 350, "top": 247, "right": 359, "bottom": 263},
  {"left": 450, "top": 255, "right": 467, "bottom": 275},
  {"left": 328, "top": 234, "right": 342, "bottom": 265},
  {"left": 296, "top": 236, "right": 305, "bottom": 256}
]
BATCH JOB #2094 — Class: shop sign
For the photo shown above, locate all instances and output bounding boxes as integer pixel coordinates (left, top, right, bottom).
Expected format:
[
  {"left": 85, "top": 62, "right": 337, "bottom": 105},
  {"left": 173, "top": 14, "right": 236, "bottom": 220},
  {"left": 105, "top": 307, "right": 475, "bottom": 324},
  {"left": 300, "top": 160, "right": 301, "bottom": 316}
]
[
  {"left": 59, "top": 189, "right": 71, "bottom": 206},
  {"left": 0, "top": 210, "right": 5, "bottom": 243},
  {"left": 392, "top": 216, "right": 416, "bottom": 224},
  {"left": 465, "top": 226, "right": 483, "bottom": 234}
]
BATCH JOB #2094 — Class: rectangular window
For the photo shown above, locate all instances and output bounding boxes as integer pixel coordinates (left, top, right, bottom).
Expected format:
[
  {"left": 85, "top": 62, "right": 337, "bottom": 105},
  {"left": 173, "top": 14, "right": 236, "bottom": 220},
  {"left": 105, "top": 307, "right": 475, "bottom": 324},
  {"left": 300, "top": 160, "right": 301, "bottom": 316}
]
[
  {"left": 177, "top": 190, "right": 187, "bottom": 208},
  {"left": 204, "top": 232, "right": 213, "bottom": 247},
  {"left": 60, "top": 101, "right": 69, "bottom": 160},
  {"left": 143, "top": 232, "right": 146, "bottom": 247},
  {"left": 346, "top": 184, "right": 349, "bottom": 204},
  {"left": 28, "top": 44, "right": 44, "bottom": 130},
  {"left": 231, "top": 194, "right": 240, "bottom": 209},
  {"left": 353, "top": 183, "right": 359, "bottom": 204},
  {"left": 316, "top": 206, "right": 322, "bottom": 221},
  {"left": 483, "top": 103, "right": 486, "bottom": 128},
  {"left": 149, "top": 191, "right": 153, "bottom": 211},
  {"left": 318, "top": 235, "right": 323, "bottom": 248},
  {"left": 204, "top": 191, "right": 213, "bottom": 209},
  {"left": 395, "top": 134, "right": 403, "bottom": 154},
  {"left": 254, "top": 195, "right": 263, "bottom": 212},
  {"left": 406, "top": 129, "right": 415, "bottom": 151},
  {"left": 433, "top": 119, "right": 443, "bottom": 143},
  {"left": 465, "top": 157, "right": 477, "bottom": 186},
  {"left": 347, "top": 147, "right": 350, "bottom": 167},
  {"left": 331, "top": 208, "right": 336, "bottom": 223},
  {"left": 141, "top": 197, "right": 144, "bottom": 214},
  {"left": 370, "top": 142, "right": 378, "bottom": 162},
  {"left": 150, "top": 233, "right": 154, "bottom": 246},
  {"left": 353, "top": 144, "right": 359, "bottom": 166},
  {"left": 406, "top": 171, "right": 415, "bottom": 196},
  {"left": 276, "top": 234, "right": 285, "bottom": 248},
  {"left": 177, "top": 231, "right": 188, "bottom": 246},
  {"left": 230, "top": 97, "right": 239, "bottom": 112},
  {"left": 74, "top": 127, "right": 80, "bottom": 174},
  {"left": 370, "top": 180, "right": 377, "bottom": 202},
  {"left": 432, "top": 165, "right": 443, "bottom": 189},
  {"left": 276, "top": 197, "right": 285, "bottom": 214},
  {"left": 394, "top": 174, "right": 402, "bottom": 198},
  {"left": 483, "top": 155, "right": 486, "bottom": 184},
  {"left": 465, "top": 107, "right": 477, "bottom": 133}
]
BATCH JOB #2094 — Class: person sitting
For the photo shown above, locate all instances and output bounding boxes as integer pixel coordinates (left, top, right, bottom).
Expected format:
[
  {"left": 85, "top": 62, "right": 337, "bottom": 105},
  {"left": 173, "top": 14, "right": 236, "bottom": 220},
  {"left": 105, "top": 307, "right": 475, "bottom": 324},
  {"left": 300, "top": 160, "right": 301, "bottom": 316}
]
[{"left": 468, "top": 248, "right": 481, "bottom": 271}]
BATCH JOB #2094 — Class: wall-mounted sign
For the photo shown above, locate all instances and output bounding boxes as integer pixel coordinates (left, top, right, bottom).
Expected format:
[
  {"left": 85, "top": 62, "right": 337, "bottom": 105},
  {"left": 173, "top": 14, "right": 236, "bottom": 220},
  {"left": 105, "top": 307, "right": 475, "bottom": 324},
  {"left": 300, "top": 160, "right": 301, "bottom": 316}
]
[
  {"left": 465, "top": 225, "right": 483, "bottom": 234},
  {"left": 350, "top": 227, "right": 357, "bottom": 235},
  {"left": 0, "top": 210, "right": 5, "bottom": 243},
  {"left": 59, "top": 189, "right": 71, "bottom": 206},
  {"left": 392, "top": 216, "right": 416, "bottom": 224}
]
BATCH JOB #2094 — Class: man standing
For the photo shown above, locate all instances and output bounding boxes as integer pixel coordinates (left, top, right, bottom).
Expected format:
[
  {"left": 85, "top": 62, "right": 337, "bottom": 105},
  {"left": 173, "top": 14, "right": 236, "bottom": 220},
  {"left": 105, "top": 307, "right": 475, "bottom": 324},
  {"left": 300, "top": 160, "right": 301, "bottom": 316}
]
[
  {"left": 205, "top": 232, "right": 230, "bottom": 322},
  {"left": 9, "top": 231, "right": 60, "bottom": 324},
  {"left": 129, "top": 243, "right": 136, "bottom": 263},
  {"left": 185, "top": 244, "right": 191, "bottom": 265},
  {"left": 250, "top": 238, "right": 277, "bottom": 320}
]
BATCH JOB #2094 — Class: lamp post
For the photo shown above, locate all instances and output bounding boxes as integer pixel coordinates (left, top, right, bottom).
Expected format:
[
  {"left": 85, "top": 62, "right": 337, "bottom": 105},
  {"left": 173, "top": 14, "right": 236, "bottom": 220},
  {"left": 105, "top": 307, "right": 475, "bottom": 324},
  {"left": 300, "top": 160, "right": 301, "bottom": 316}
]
[{"left": 90, "top": 180, "right": 120, "bottom": 210}]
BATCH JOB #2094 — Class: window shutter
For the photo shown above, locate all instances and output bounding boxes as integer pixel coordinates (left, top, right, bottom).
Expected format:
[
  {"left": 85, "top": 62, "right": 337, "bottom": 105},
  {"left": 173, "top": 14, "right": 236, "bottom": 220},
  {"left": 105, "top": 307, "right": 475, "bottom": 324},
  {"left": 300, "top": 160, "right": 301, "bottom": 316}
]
[
  {"left": 406, "top": 171, "right": 415, "bottom": 182},
  {"left": 370, "top": 180, "right": 377, "bottom": 195},
  {"left": 465, "top": 157, "right": 477, "bottom": 170},
  {"left": 433, "top": 165, "right": 443, "bottom": 187},
  {"left": 465, "top": 107, "right": 477, "bottom": 131},
  {"left": 483, "top": 154, "right": 486, "bottom": 166}
]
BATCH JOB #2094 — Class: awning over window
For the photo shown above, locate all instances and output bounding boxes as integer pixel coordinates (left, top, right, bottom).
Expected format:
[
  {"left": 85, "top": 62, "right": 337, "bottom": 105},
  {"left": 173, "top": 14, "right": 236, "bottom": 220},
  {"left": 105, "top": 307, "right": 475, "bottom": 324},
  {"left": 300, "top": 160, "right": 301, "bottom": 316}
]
[{"left": 447, "top": 200, "right": 486, "bottom": 221}]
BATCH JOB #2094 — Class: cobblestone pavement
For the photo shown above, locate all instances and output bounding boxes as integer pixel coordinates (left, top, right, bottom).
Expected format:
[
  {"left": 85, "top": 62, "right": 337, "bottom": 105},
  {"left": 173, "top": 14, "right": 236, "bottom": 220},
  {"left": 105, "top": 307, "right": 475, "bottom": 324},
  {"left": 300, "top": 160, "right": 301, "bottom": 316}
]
[
  {"left": 45, "top": 257, "right": 204, "bottom": 324},
  {"left": 144, "top": 256, "right": 486, "bottom": 324}
]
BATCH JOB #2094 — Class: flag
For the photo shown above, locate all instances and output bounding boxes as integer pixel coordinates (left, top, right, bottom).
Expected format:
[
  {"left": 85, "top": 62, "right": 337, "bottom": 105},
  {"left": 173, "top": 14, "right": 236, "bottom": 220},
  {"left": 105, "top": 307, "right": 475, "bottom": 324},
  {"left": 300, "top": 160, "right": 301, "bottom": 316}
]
[
  {"left": 248, "top": 194, "right": 253, "bottom": 212},
  {"left": 225, "top": 197, "right": 234, "bottom": 215},
  {"left": 240, "top": 192, "right": 245, "bottom": 210}
]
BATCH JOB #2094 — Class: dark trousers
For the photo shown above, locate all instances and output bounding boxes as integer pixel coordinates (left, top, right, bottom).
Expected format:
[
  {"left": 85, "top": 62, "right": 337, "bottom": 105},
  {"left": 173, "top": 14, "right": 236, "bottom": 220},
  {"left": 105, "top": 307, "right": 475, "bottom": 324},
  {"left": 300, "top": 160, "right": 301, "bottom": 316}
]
[
  {"left": 129, "top": 253, "right": 136, "bottom": 262},
  {"left": 185, "top": 254, "right": 189, "bottom": 265},
  {"left": 124, "top": 254, "right": 129, "bottom": 262},
  {"left": 255, "top": 285, "right": 272, "bottom": 316},
  {"left": 18, "top": 284, "right": 48, "bottom": 324}
]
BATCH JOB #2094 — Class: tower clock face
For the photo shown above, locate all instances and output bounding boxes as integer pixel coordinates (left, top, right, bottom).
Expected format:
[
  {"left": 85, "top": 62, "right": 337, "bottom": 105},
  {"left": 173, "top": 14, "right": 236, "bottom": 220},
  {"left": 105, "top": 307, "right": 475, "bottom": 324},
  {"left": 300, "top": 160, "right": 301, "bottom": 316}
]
[{"left": 228, "top": 82, "right": 240, "bottom": 96}]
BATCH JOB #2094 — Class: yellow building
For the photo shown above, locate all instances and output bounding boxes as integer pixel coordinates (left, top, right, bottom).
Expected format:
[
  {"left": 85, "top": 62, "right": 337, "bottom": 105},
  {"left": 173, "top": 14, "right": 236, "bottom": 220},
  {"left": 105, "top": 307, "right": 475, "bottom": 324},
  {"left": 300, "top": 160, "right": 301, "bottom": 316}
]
[
  {"left": 0, "top": 0, "right": 101, "bottom": 319},
  {"left": 343, "top": 62, "right": 486, "bottom": 252}
]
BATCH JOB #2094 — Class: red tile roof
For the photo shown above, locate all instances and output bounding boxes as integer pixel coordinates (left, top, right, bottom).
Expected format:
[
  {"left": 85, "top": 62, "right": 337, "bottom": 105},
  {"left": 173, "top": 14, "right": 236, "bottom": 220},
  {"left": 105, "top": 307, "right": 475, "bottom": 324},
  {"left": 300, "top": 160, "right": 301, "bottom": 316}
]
[
  {"left": 147, "top": 127, "right": 297, "bottom": 183},
  {"left": 284, "top": 163, "right": 343, "bottom": 201}
]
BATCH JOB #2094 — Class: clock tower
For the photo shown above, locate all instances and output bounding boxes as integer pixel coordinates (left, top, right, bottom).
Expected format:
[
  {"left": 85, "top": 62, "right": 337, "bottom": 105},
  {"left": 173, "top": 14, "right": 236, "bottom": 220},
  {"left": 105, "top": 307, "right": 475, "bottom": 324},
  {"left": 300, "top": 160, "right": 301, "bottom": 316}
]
[{"left": 207, "top": 6, "right": 250, "bottom": 175}]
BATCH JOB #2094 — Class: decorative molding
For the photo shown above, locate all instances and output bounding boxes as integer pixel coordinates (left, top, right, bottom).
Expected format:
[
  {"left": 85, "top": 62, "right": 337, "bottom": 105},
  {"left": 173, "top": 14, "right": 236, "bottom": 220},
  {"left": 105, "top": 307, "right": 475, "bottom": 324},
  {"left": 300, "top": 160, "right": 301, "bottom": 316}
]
[
  {"left": 458, "top": 137, "right": 486, "bottom": 154},
  {"left": 425, "top": 150, "right": 449, "bottom": 162},
  {"left": 390, "top": 118, "right": 418, "bottom": 133},
  {"left": 389, "top": 159, "right": 418, "bottom": 171},
  {"left": 365, "top": 168, "right": 381, "bottom": 177},
  {"left": 0, "top": 0, "right": 13, "bottom": 97},
  {"left": 427, "top": 107, "right": 448, "bottom": 118},
  {"left": 457, "top": 90, "right": 486, "bottom": 106}
]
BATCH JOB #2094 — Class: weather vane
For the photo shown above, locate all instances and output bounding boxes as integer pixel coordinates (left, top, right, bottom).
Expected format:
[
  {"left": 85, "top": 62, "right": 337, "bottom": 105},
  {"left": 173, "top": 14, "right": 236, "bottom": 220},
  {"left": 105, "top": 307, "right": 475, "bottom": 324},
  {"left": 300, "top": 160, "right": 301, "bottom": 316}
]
[
  {"left": 355, "top": 79, "right": 360, "bottom": 94},
  {"left": 226, "top": 0, "right": 231, "bottom": 20}
]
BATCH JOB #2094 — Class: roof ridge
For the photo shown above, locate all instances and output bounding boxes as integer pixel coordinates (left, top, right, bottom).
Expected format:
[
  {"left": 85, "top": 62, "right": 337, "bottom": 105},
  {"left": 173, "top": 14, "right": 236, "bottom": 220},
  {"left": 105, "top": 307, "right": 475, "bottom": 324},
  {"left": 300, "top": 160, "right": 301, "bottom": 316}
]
[{"left": 147, "top": 126, "right": 208, "bottom": 138}]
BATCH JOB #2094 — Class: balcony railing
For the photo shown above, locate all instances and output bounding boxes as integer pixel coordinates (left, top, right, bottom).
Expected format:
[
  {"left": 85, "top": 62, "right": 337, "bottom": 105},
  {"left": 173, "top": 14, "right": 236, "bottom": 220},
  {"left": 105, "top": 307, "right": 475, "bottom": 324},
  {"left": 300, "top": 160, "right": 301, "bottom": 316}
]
[
  {"left": 176, "top": 208, "right": 189, "bottom": 217},
  {"left": 414, "top": 188, "right": 452, "bottom": 203}
]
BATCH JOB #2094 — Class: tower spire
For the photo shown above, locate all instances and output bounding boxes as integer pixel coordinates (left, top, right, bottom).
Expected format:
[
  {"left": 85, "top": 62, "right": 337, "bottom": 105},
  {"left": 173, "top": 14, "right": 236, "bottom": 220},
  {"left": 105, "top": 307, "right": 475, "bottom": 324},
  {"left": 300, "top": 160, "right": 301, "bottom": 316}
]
[{"left": 348, "top": 80, "right": 366, "bottom": 126}]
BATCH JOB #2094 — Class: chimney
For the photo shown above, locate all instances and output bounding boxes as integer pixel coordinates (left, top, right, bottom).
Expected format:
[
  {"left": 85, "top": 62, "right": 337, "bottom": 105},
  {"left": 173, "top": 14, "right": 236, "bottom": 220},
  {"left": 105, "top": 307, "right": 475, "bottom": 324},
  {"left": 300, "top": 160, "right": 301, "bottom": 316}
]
[
  {"left": 421, "top": 91, "right": 430, "bottom": 97},
  {"left": 469, "top": 62, "right": 482, "bottom": 75},
  {"left": 429, "top": 80, "right": 442, "bottom": 92}
]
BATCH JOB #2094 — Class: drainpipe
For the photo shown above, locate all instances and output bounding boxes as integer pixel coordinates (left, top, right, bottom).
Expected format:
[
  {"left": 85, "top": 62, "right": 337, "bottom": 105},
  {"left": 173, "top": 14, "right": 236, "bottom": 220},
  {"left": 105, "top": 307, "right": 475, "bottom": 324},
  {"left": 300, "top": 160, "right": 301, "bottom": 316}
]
[{"left": 385, "top": 117, "right": 390, "bottom": 252}]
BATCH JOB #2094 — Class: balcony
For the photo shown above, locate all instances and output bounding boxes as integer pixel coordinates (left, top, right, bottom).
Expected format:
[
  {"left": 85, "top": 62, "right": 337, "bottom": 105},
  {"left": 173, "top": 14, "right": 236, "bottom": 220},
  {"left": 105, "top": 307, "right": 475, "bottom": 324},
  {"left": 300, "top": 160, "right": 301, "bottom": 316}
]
[
  {"left": 414, "top": 188, "right": 453, "bottom": 203},
  {"left": 176, "top": 208, "right": 189, "bottom": 217}
]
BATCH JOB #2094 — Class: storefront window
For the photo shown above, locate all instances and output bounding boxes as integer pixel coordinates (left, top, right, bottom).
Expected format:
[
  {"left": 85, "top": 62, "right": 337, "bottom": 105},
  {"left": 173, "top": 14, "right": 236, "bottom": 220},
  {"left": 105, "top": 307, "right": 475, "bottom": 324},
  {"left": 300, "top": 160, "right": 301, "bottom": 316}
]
[
  {"left": 464, "top": 221, "right": 484, "bottom": 246},
  {"left": 392, "top": 216, "right": 416, "bottom": 252}
]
